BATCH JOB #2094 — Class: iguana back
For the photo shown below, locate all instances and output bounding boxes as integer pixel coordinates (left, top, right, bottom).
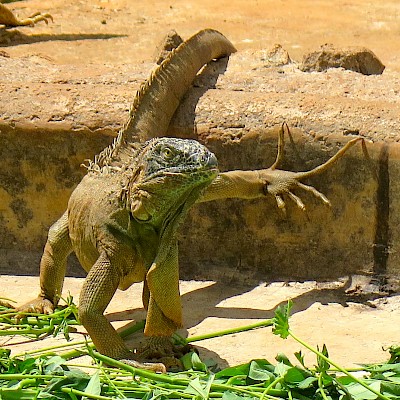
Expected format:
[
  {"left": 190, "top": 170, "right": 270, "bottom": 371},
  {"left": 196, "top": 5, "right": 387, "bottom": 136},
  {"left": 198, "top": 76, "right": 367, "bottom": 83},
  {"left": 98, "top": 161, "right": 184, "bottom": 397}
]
[{"left": 90, "top": 29, "right": 236, "bottom": 172}]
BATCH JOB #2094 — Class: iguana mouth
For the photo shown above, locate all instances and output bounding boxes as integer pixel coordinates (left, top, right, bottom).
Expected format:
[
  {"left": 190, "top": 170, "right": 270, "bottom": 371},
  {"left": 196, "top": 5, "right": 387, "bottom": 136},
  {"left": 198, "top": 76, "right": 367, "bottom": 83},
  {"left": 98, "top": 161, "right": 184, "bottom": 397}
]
[{"left": 142, "top": 166, "right": 219, "bottom": 184}]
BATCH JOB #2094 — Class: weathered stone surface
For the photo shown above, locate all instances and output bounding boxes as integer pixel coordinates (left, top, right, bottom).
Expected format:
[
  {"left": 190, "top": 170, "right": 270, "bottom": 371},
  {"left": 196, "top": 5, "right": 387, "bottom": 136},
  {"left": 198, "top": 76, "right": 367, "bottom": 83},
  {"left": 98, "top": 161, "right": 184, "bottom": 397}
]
[
  {"left": 300, "top": 44, "right": 385, "bottom": 75},
  {"left": 0, "top": 52, "right": 399, "bottom": 283},
  {"left": 260, "top": 44, "right": 292, "bottom": 67},
  {"left": 154, "top": 30, "right": 184, "bottom": 64}
]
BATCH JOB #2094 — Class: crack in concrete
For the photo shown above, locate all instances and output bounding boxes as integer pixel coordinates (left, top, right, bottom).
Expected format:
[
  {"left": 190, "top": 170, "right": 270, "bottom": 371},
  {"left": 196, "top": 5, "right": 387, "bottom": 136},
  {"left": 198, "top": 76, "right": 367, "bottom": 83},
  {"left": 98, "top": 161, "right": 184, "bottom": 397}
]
[{"left": 373, "top": 144, "right": 390, "bottom": 281}]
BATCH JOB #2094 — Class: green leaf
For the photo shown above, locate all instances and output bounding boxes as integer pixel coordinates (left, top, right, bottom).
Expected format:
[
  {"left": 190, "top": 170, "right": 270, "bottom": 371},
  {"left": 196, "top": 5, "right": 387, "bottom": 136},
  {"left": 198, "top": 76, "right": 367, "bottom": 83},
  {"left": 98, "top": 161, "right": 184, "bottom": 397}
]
[
  {"left": 0, "top": 348, "right": 11, "bottom": 358},
  {"left": 345, "top": 380, "right": 381, "bottom": 400},
  {"left": 43, "top": 356, "right": 67, "bottom": 374},
  {"left": 275, "top": 353, "right": 294, "bottom": 367},
  {"left": 248, "top": 360, "right": 274, "bottom": 382},
  {"left": 180, "top": 351, "right": 208, "bottom": 372},
  {"left": 365, "top": 363, "right": 400, "bottom": 373},
  {"left": 272, "top": 300, "right": 293, "bottom": 339},
  {"left": 297, "top": 376, "right": 318, "bottom": 389},
  {"left": 284, "top": 367, "right": 306, "bottom": 385},
  {"left": 316, "top": 344, "right": 330, "bottom": 373},
  {"left": 187, "top": 376, "right": 207, "bottom": 399},
  {"left": 388, "top": 345, "right": 400, "bottom": 364},
  {"left": 215, "top": 362, "right": 251, "bottom": 379},
  {"left": 381, "top": 381, "right": 400, "bottom": 396},
  {"left": 294, "top": 351, "right": 308, "bottom": 370},
  {"left": 274, "top": 362, "right": 290, "bottom": 377},
  {"left": 82, "top": 371, "right": 101, "bottom": 399}
]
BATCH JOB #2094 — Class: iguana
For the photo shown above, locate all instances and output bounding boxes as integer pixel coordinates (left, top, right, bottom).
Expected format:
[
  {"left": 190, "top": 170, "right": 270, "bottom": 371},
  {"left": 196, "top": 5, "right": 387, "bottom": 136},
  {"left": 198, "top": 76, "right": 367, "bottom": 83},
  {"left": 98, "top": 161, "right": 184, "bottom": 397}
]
[
  {"left": 16, "top": 29, "right": 363, "bottom": 372},
  {"left": 0, "top": 2, "right": 52, "bottom": 28}
]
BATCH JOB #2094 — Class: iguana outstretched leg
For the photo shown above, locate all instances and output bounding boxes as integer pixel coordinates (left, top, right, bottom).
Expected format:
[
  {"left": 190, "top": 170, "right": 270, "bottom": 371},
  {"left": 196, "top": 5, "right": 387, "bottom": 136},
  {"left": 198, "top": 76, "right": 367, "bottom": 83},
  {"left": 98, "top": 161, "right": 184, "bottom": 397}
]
[
  {"left": 199, "top": 125, "right": 364, "bottom": 211},
  {"left": 0, "top": 4, "right": 52, "bottom": 28}
]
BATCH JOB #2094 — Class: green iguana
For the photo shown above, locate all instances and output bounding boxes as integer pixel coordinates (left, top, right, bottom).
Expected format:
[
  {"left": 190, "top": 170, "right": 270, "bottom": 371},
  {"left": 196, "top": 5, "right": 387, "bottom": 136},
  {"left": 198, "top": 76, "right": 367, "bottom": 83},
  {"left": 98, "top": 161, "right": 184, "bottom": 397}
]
[
  {"left": 16, "top": 29, "right": 363, "bottom": 372},
  {"left": 0, "top": 3, "right": 52, "bottom": 28}
]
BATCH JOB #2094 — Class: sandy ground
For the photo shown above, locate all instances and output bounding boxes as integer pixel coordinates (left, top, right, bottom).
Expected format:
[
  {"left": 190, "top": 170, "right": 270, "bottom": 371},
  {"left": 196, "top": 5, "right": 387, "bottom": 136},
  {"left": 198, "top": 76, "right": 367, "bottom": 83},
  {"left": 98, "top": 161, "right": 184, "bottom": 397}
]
[
  {"left": 1, "top": 0, "right": 400, "bottom": 71},
  {"left": 1, "top": 0, "right": 400, "bottom": 369}
]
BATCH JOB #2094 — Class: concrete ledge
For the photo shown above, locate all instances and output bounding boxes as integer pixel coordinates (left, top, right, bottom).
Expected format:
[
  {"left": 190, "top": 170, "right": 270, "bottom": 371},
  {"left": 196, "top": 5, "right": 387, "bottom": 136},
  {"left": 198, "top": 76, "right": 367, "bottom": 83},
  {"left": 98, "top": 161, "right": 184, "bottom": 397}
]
[{"left": 0, "top": 52, "right": 399, "bottom": 283}]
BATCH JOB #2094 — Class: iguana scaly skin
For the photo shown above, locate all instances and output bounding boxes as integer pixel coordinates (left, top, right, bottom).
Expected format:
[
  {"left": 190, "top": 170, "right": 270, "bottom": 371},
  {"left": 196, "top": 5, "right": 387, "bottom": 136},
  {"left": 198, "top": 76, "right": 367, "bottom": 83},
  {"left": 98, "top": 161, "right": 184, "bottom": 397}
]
[
  {"left": 17, "top": 29, "right": 363, "bottom": 372},
  {"left": 0, "top": 3, "right": 52, "bottom": 28}
]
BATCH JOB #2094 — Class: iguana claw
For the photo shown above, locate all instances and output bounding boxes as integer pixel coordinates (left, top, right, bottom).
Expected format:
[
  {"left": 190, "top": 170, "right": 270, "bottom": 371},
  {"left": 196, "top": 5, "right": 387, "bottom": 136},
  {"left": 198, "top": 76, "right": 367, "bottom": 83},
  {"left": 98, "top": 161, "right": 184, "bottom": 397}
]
[{"left": 16, "top": 297, "right": 54, "bottom": 317}]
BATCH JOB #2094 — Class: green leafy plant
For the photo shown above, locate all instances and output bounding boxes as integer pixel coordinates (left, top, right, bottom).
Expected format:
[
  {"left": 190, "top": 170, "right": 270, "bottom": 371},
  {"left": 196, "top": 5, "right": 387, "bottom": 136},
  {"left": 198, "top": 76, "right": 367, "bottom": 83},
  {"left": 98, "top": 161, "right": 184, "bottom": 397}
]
[
  {"left": 272, "top": 300, "right": 398, "bottom": 400},
  {"left": 0, "top": 295, "right": 79, "bottom": 340},
  {"left": 1, "top": 296, "right": 400, "bottom": 399}
]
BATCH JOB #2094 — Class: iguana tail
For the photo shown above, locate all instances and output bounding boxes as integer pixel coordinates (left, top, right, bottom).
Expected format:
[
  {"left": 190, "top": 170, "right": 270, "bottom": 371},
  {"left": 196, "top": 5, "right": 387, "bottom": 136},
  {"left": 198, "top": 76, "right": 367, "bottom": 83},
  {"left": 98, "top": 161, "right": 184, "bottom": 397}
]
[{"left": 92, "top": 29, "right": 236, "bottom": 171}]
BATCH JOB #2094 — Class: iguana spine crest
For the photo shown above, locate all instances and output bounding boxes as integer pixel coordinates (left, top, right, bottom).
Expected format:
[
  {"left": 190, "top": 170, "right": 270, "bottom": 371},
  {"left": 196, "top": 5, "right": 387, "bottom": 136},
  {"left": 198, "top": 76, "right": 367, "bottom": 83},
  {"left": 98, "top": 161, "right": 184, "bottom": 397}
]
[{"left": 86, "top": 29, "right": 236, "bottom": 174}]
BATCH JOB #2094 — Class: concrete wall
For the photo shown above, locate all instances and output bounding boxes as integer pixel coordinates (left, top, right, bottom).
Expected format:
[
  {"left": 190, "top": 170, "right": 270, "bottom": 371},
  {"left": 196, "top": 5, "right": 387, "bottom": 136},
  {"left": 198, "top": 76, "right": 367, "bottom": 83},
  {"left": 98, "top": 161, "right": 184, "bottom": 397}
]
[{"left": 0, "top": 54, "right": 399, "bottom": 283}]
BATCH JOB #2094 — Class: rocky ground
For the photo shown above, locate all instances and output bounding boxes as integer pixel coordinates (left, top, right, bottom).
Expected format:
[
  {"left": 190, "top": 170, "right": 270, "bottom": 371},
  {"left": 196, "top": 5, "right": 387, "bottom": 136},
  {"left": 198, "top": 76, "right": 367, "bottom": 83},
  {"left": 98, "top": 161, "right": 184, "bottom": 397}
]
[{"left": 1, "top": 0, "right": 400, "bottom": 369}]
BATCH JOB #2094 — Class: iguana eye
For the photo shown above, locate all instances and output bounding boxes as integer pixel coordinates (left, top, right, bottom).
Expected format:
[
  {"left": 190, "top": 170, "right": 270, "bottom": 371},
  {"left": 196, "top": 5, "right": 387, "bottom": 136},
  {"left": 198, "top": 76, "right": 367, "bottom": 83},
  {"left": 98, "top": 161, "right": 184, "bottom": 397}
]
[{"left": 161, "top": 147, "right": 175, "bottom": 160}]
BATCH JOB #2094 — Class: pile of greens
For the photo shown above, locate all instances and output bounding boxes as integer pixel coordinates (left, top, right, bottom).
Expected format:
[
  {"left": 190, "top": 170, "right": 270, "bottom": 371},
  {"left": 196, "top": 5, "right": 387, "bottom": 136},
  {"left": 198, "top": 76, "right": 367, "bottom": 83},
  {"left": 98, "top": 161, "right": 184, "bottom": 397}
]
[{"left": 1, "top": 298, "right": 399, "bottom": 399}]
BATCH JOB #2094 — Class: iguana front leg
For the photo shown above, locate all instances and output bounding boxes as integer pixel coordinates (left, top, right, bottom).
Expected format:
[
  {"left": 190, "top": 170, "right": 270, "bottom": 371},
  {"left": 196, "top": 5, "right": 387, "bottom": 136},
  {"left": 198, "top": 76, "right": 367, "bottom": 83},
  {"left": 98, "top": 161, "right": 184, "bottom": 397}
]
[
  {"left": 139, "top": 241, "right": 191, "bottom": 369},
  {"left": 17, "top": 212, "right": 72, "bottom": 314},
  {"left": 199, "top": 132, "right": 363, "bottom": 209},
  {"left": 78, "top": 252, "right": 167, "bottom": 373},
  {"left": 0, "top": 4, "right": 52, "bottom": 28}
]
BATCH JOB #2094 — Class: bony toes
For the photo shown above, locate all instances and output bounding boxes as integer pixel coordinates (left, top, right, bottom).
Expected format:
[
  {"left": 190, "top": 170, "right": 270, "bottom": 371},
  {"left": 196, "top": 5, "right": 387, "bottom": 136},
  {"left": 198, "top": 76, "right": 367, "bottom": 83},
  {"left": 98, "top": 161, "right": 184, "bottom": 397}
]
[
  {"left": 121, "top": 358, "right": 167, "bottom": 373},
  {"left": 15, "top": 298, "right": 54, "bottom": 321},
  {"left": 268, "top": 124, "right": 365, "bottom": 214}
]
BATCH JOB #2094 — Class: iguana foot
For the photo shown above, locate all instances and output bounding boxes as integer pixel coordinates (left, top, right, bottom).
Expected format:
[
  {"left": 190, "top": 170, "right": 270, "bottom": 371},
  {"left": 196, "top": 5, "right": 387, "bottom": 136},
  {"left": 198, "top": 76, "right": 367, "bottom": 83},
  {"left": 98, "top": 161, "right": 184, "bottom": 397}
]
[
  {"left": 138, "top": 336, "right": 192, "bottom": 359},
  {"left": 260, "top": 123, "right": 364, "bottom": 215},
  {"left": 120, "top": 357, "right": 167, "bottom": 373},
  {"left": 0, "top": 4, "right": 53, "bottom": 28},
  {"left": 16, "top": 297, "right": 54, "bottom": 315},
  {"left": 0, "top": 299, "right": 14, "bottom": 309},
  {"left": 135, "top": 336, "right": 193, "bottom": 371}
]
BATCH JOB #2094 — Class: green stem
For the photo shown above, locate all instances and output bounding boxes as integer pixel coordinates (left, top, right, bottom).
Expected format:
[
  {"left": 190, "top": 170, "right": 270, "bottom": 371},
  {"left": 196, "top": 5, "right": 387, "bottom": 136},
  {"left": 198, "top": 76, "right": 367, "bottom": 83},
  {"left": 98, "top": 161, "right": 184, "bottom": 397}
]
[
  {"left": 261, "top": 376, "right": 284, "bottom": 400},
  {"left": 61, "top": 387, "right": 112, "bottom": 400},
  {"left": 185, "top": 319, "right": 274, "bottom": 343},
  {"left": 0, "top": 388, "right": 39, "bottom": 400},
  {"left": 15, "top": 340, "right": 85, "bottom": 358},
  {"left": 0, "top": 373, "right": 52, "bottom": 380},
  {"left": 317, "top": 373, "right": 330, "bottom": 400},
  {"left": 0, "top": 326, "right": 52, "bottom": 336},
  {"left": 91, "top": 351, "right": 287, "bottom": 399},
  {"left": 288, "top": 330, "right": 391, "bottom": 400},
  {"left": 91, "top": 351, "right": 190, "bottom": 385},
  {"left": 118, "top": 319, "right": 146, "bottom": 338}
]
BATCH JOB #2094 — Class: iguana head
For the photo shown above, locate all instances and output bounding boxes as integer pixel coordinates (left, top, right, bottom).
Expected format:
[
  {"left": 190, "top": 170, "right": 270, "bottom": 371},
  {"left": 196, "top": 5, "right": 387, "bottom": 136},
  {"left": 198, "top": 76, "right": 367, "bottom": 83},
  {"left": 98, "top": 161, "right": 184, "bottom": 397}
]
[{"left": 127, "top": 138, "right": 218, "bottom": 223}]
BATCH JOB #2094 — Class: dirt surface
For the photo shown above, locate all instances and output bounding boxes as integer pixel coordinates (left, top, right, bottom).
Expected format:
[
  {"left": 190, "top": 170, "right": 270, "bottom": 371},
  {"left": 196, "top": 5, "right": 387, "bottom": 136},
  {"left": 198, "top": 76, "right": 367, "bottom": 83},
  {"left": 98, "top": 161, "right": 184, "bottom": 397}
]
[
  {"left": 1, "top": 0, "right": 400, "bottom": 370},
  {"left": 1, "top": 0, "right": 400, "bottom": 72}
]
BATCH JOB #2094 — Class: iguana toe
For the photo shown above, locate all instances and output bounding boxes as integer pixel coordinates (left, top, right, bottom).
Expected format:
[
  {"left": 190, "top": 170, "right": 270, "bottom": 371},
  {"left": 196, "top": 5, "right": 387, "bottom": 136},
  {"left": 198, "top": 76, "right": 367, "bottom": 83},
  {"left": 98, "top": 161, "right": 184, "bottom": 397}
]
[{"left": 120, "top": 358, "right": 167, "bottom": 373}]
